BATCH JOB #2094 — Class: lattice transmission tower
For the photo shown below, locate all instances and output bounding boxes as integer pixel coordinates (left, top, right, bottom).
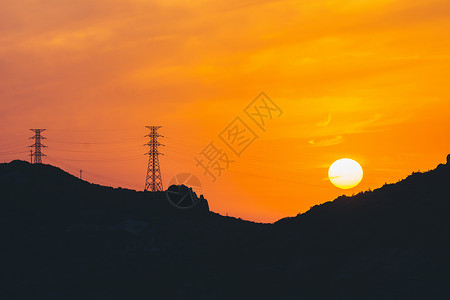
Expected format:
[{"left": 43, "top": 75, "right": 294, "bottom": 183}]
[
  {"left": 29, "top": 129, "right": 47, "bottom": 164},
  {"left": 144, "top": 126, "right": 164, "bottom": 191}
]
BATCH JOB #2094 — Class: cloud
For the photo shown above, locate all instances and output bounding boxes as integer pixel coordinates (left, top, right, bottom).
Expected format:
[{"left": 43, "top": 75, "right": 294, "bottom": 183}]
[
  {"left": 316, "top": 114, "right": 331, "bottom": 127},
  {"left": 308, "top": 135, "right": 343, "bottom": 147}
]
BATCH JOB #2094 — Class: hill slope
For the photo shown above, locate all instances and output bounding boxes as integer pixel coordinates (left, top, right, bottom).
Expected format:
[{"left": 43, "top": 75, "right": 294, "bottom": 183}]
[{"left": 1, "top": 160, "right": 449, "bottom": 299}]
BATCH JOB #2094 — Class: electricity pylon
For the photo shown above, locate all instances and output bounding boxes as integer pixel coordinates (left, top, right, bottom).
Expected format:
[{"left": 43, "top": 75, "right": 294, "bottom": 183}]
[
  {"left": 29, "top": 129, "right": 46, "bottom": 164},
  {"left": 144, "top": 126, "right": 164, "bottom": 191}
]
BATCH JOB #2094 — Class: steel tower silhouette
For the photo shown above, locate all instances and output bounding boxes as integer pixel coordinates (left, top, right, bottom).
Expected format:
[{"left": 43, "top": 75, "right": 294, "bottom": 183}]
[
  {"left": 144, "top": 126, "right": 164, "bottom": 191},
  {"left": 29, "top": 129, "right": 46, "bottom": 164}
]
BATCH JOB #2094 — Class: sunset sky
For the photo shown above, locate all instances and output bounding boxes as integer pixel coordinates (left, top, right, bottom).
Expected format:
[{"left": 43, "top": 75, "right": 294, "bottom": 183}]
[{"left": 1, "top": 0, "right": 449, "bottom": 222}]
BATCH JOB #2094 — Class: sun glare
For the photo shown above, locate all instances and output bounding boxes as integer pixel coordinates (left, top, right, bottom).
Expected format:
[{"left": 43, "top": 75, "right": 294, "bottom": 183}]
[{"left": 328, "top": 158, "right": 363, "bottom": 189}]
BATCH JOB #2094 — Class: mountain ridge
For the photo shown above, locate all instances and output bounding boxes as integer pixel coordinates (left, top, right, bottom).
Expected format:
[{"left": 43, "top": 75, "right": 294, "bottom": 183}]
[{"left": 1, "top": 159, "right": 449, "bottom": 299}]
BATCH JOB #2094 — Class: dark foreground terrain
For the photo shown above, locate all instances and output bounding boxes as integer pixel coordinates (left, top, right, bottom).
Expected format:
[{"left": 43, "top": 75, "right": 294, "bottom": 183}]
[{"left": 1, "top": 160, "right": 449, "bottom": 299}]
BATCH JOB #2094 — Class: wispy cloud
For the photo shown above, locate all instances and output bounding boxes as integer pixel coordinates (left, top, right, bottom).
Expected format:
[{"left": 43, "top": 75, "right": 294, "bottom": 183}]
[
  {"left": 316, "top": 114, "right": 331, "bottom": 127},
  {"left": 308, "top": 135, "right": 343, "bottom": 147}
]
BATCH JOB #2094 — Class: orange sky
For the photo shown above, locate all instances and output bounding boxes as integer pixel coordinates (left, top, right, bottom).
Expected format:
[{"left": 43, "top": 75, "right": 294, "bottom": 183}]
[{"left": 1, "top": 0, "right": 450, "bottom": 222}]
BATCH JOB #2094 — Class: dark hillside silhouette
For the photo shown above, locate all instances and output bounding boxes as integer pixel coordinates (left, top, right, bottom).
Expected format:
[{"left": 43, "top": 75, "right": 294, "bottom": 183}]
[{"left": 1, "top": 159, "right": 449, "bottom": 299}]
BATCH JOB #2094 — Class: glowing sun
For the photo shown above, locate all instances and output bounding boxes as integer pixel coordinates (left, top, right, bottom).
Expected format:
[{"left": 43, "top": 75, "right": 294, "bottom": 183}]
[{"left": 328, "top": 158, "right": 363, "bottom": 189}]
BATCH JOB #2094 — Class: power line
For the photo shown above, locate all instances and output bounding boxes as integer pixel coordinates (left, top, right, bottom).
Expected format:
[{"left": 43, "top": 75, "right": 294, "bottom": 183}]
[
  {"left": 48, "top": 145, "right": 144, "bottom": 153},
  {"left": 46, "top": 154, "right": 143, "bottom": 163},
  {"left": 50, "top": 136, "right": 145, "bottom": 145},
  {"left": 164, "top": 154, "right": 333, "bottom": 189},
  {"left": 227, "top": 169, "right": 334, "bottom": 189},
  {"left": 0, "top": 140, "right": 29, "bottom": 151},
  {"left": 45, "top": 156, "right": 140, "bottom": 188},
  {"left": 0, "top": 150, "right": 29, "bottom": 155},
  {"left": 3, "top": 128, "right": 332, "bottom": 193}
]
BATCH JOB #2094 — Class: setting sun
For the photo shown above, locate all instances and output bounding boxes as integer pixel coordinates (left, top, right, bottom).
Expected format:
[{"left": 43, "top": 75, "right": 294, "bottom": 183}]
[{"left": 328, "top": 158, "right": 364, "bottom": 189}]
